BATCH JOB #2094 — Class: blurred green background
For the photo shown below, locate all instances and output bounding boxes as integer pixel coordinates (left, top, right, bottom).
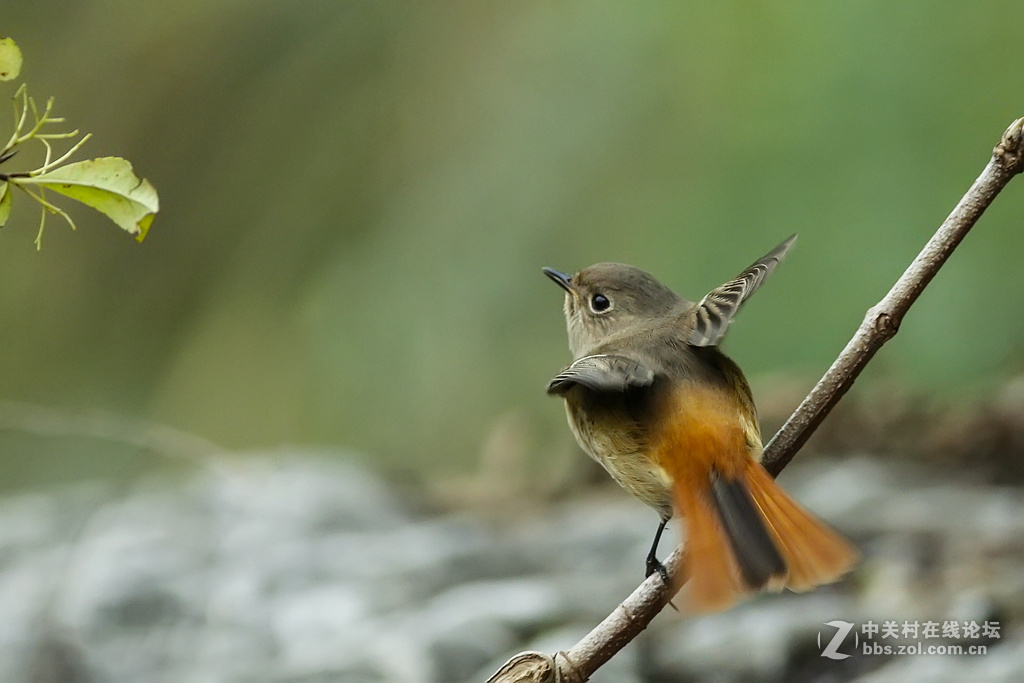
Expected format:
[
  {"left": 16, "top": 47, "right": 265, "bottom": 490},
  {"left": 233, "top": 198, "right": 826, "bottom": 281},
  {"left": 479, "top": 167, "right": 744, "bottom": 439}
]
[{"left": 2, "top": 1, "right": 1024, "bottom": 491}]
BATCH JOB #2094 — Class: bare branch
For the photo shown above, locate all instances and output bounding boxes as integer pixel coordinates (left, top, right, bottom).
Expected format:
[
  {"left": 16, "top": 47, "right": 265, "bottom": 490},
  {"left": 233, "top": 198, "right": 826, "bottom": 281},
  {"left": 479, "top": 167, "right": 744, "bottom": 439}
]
[{"left": 488, "top": 116, "right": 1024, "bottom": 683}]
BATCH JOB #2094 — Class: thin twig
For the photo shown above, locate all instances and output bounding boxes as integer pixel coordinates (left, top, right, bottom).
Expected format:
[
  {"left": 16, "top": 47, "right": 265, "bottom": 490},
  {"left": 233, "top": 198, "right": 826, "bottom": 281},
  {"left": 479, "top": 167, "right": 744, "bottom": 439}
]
[
  {"left": 2, "top": 84, "right": 29, "bottom": 155},
  {"left": 0, "top": 400, "right": 238, "bottom": 480},
  {"left": 487, "top": 116, "right": 1024, "bottom": 683}
]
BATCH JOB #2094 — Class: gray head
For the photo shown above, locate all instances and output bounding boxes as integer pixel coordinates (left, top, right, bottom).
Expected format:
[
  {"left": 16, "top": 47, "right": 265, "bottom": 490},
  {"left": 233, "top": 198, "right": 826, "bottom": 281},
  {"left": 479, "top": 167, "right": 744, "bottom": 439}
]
[{"left": 542, "top": 262, "right": 685, "bottom": 356}]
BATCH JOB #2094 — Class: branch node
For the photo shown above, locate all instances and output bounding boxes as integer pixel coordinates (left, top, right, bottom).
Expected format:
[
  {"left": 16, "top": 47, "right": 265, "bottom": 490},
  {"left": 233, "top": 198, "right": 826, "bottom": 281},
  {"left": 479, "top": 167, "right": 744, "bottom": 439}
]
[
  {"left": 486, "top": 651, "right": 556, "bottom": 683},
  {"left": 994, "top": 116, "right": 1024, "bottom": 175},
  {"left": 869, "top": 307, "right": 899, "bottom": 340},
  {"left": 553, "top": 651, "right": 586, "bottom": 683}
]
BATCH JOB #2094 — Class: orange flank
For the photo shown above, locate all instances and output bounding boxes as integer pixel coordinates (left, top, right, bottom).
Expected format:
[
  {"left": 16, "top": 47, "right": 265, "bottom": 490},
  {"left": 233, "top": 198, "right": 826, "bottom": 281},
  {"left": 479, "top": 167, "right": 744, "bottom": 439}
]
[{"left": 653, "top": 384, "right": 858, "bottom": 612}]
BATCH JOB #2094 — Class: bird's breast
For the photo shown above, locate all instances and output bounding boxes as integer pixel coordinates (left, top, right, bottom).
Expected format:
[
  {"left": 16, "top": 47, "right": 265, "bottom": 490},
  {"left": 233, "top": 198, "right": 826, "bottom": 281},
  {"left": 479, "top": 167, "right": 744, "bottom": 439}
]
[{"left": 563, "top": 396, "right": 674, "bottom": 517}]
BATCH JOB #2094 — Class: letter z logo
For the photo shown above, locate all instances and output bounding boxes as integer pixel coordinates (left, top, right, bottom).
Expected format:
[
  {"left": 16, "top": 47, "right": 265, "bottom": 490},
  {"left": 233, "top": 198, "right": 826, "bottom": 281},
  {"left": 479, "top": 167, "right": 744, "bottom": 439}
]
[{"left": 819, "top": 620, "right": 858, "bottom": 660}]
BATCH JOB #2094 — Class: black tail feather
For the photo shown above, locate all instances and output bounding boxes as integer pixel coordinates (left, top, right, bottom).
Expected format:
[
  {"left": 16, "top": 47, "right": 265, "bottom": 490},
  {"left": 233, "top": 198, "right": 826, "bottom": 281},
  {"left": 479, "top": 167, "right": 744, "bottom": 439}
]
[{"left": 710, "top": 473, "right": 787, "bottom": 589}]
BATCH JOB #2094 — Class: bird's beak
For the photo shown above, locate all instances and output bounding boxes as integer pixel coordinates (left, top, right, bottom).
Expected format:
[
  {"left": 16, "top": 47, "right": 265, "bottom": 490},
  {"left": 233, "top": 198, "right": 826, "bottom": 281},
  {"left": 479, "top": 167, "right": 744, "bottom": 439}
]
[{"left": 542, "top": 267, "right": 575, "bottom": 295}]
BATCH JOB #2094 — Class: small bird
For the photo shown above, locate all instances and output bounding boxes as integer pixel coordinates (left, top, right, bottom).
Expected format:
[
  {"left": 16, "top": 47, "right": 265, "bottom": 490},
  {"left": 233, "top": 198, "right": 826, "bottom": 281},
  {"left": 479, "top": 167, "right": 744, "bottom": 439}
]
[{"left": 543, "top": 235, "right": 857, "bottom": 612}]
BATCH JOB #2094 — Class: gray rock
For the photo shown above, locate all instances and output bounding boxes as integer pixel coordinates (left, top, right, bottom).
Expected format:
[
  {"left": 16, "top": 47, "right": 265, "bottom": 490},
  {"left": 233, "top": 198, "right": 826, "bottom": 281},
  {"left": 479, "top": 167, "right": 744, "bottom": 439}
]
[{"left": 0, "top": 449, "right": 1021, "bottom": 682}]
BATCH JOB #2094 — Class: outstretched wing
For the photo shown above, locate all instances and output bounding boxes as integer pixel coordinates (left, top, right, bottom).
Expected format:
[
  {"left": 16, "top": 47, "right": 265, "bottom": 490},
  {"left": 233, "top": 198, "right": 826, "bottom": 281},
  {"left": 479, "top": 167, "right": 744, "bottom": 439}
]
[
  {"left": 546, "top": 354, "right": 655, "bottom": 395},
  {"left": 688, "top": 234, "right": 797, "bottom": 347}
]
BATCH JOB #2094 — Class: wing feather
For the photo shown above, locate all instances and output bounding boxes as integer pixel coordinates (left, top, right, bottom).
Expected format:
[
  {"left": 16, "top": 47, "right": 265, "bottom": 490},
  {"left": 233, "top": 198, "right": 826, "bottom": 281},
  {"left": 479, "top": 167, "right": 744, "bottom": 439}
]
[
  {"left": 546, "top": 354, "right": 655, "bottom": 395},
  {"left": 689, "top": 234, "right": 797, "bottom": 347}
]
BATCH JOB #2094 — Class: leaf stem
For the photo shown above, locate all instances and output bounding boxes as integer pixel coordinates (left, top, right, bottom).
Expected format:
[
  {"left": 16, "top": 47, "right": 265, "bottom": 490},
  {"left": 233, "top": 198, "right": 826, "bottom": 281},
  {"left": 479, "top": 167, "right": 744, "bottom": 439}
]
[{"left": 37, "top": 132, "right": 90, "bottom": 174}]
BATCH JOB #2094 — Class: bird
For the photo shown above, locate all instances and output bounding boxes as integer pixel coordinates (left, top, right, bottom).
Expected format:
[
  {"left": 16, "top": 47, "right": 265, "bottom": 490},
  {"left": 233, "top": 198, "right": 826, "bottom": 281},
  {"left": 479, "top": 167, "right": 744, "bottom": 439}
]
[{"left": 543, "top": 235, "right": 857, "bottom": 612}]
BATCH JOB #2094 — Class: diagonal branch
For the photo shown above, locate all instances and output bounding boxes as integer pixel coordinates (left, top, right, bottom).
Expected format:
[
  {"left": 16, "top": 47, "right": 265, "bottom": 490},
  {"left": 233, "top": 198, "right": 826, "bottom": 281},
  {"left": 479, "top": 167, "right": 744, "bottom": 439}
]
[
  {"left": 762, "top": 117, "right": 1024, "bottom": 475},
  {"left": 488, "top": 116, "right": 1024, "bottom": 683}
]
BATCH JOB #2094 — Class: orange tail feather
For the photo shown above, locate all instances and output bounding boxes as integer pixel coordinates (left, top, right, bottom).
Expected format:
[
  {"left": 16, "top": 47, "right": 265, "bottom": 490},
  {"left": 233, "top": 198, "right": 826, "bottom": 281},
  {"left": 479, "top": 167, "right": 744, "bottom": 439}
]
[
  {"left": 673, "top": 461, "right": 858, "bottom": 612},
  {"left": 743, "top": 460, "right": 859, "bottom": 593},
  {"left": 674, "top": 477, "right": 745, "bottom": 612},
  {"left": 655, "top": 388, "right": 858, "bottom": 612}
]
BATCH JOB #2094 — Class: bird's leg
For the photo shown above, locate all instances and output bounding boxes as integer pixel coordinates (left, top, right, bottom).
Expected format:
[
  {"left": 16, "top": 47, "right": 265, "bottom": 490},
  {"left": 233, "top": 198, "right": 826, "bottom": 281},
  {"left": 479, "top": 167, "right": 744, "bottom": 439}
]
[{"left": 645, "top": 517, "right": 671, "bottom": 585}]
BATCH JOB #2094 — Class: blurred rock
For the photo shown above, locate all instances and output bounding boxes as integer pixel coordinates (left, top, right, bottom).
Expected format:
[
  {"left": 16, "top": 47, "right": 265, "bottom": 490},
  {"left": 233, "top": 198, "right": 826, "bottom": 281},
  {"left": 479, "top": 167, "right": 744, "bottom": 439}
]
[{"left": 0, "top": 450, "right": 1020, "bottom": 682}]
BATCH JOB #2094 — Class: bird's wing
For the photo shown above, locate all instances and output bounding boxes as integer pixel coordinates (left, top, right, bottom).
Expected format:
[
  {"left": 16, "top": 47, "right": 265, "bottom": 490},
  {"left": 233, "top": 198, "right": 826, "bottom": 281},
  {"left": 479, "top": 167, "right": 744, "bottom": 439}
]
[
  {"left": 546, "top": 354, "right": 655, "bottom": 395},
  {"left": 688, "top": 234, "right": 797, "bottom": 347}
]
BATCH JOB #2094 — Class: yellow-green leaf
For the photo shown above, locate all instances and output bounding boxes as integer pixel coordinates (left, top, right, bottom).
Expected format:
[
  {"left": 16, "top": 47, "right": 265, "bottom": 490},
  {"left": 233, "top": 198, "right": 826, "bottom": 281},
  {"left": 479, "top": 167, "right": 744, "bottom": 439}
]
[
  {"left": 0, "top": 182, "right": 10, "bottom": 227},
  {"left": 0, "top": 37, "right": 22, "bottom": 81},
  {"left": 19, "top": 157, "right": 159, "bottom": 242}
]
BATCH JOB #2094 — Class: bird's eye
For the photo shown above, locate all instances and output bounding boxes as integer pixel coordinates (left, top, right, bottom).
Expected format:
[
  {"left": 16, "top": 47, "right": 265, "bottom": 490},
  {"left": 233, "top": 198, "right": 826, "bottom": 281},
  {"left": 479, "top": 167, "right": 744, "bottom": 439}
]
[{"left": 590, "top": 293, "right": 611, "bottom": 313}]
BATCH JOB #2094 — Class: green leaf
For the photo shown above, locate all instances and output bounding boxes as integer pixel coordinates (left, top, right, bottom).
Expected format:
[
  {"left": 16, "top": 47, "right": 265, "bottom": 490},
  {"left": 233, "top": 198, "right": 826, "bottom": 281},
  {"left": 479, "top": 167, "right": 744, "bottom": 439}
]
[
  {"left": 0, "top": 37, "right": 22, "bottom": 81},
  {"left": 19, "top": 157, "right": 159, "bottom": 242},
  {"left": 0, "top": 181, "right": 10, "bottom": 227}
]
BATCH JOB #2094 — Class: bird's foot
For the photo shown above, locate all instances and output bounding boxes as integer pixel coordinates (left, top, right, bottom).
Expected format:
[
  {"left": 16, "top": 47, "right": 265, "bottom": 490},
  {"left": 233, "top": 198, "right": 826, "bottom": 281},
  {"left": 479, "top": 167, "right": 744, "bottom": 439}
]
[{"left": 645, "top": 556, "right": 670, "bottom": 586}]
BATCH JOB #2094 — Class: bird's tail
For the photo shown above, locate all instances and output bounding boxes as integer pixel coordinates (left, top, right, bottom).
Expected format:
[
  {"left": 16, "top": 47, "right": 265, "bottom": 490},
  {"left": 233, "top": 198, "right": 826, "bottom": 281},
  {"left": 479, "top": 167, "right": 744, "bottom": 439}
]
[
  {"left": 675, "top": 458, "right": 858, "bottom": 612},
  {"left": 657, "top": 397, "right": 858, "bottom": 612}
]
